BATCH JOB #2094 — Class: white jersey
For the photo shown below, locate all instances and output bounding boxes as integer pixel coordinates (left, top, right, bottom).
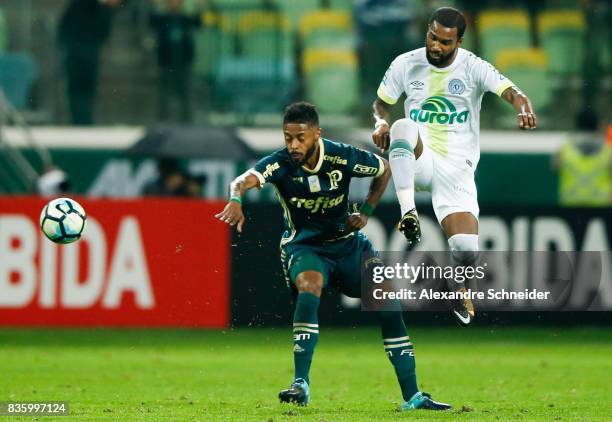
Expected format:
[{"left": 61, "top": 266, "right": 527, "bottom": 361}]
[{"left": 377, "top": 47, "right": 514, "bottom": 169}]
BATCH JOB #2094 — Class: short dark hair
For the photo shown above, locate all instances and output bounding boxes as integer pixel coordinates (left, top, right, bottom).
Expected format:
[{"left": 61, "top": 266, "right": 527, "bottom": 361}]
[
  {"left": 429, "top": 7, "right": 466, "bottom": 39},
  {"left": 283, "top": 101, "right": 319, "bottom": 127}
]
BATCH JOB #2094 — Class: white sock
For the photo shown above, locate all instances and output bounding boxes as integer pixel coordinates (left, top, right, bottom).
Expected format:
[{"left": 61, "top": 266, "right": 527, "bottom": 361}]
[
  {"left": 448, "top": 234, "right": 479, "bottom": 288},
  {"left": 389, "top": 119, "right": 419, "bottom": 216}
]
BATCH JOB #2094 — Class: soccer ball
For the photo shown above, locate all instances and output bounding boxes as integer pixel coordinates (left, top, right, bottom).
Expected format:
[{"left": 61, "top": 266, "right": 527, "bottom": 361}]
[{"left": 39, "top": 197, "right": 87, "bottom": 244}]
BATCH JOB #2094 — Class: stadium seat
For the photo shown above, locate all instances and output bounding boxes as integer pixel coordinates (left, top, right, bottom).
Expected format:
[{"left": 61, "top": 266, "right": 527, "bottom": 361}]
[
  {"left": 299, "top": 10, "right": 355, "bottom": 49},
  {"left": 495, "top": 48, "right": 552, "bottom": 112},
  {"left": 302, "top": 48, "right": 359, "bottom": 113},
  {"left": 277, "top": 0, "right": 321, "bottom": 29},
  {"left": 329, "top": 0, "right": 354, "bottom": 10},
  {"left": 477, "top": 10, "right": 531, "bottom": 64},
  {"left": 0, "top": 53, "right": 37, "bottom": 109},
  {"left": 537, "top": 10, "right": 585, "bottom": 76},
  {"left": 238, "top": 10, "right": 292, "bottom": 58},
  {"left": 215, "top": 56, "right": 295, "bottom": 112},
  {"left": 194, "top": 11, "right": 223, "bottom": 79},
  {"left": 212, "top": 9, "right": 295, "bottom": 112}
]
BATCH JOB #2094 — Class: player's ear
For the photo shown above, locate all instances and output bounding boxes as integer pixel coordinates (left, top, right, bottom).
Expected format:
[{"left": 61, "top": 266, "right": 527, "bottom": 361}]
[{"left": 457, "top": 36, "right": 464, "bottom": 47}]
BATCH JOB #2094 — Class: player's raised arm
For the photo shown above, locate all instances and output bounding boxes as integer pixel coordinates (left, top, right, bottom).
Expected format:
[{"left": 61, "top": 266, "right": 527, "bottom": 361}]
[
  {"left": 372, "top": 98, "right": 392, "bottom": 152},
  {"left": 214, "top": 171, "right": 260, "bottom": 232},
  {"left": 372, "top": 54, "right": 405, "bottom": 152},
  {"left": 501, "top": 86, "right": 537, "bottom": 130}
]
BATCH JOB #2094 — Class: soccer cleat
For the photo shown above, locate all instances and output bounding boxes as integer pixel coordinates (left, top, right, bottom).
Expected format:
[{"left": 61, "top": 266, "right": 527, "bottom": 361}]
[
  {"left": 400, "top": 392, "right": 452, "bottom": 411},
  {"left": 278, "top": 378, "right": 310, "bottom": 406},
  {"left": 449, "top": 287, "right": 475, "bottom": 326},
  {"left": 397, "top": 208, "right": 421, "bottom": 249}
]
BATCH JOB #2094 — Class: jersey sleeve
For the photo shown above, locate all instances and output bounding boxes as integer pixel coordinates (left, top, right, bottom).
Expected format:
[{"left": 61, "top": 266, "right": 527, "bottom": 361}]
[
  {"left": 475, "top": 58, "right": 515, "bottom": 97},
  {"left": 248, "top": 152, "right": 284, "bottom": 186},
  {"left": 376, "top": 55, "right": 405, "bottom": 105},
  {"left": 346, "top": 145, "right": 386, "bottom": 178}
]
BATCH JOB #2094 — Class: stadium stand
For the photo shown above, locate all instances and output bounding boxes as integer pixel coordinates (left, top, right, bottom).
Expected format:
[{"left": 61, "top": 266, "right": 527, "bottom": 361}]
[
  {"left": 537, "top": 9, "right": 585, "bottom": 76},
  {"left": 0, "top": 53, "right": 37, "bottom": 109},
  {"left": 495, "top": 48, "right": 552, "bottom": 114},
  {"left": 277, "top": 0, "right": 321, "bottom": 28},
  {"left": 477, "top": 10, "right": 531, "bottom": 64},
  {"left": 329, "top": 0, "right": 353, "bottom": 10},
  {"left": 299, "top": 9, "right": 355, "bottom": 49},
  {"left": 211, "top": 5, "right": 296, "bottom": 113},
  {"left": 194, "top": 11, "right": 222, "bottom": 82},
  {"left": 239, "top": 10, "right": 292, "bottom": 58},
  {"left": 302, "top": 48, "right": 358, "bottom": 113}
]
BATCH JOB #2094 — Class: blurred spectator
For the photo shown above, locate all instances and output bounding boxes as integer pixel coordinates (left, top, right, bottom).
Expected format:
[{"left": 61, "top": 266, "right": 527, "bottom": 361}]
[
  {"left": 150, "top": 0, "right": 202, "bottom": 123},
  {"left": 143, "top": 158, "right": 188, "bottom": 196},
  {"left": 37, "top": 166, "right": 71, "bottom": 197},
  {"left": 184, "top": 174, "right": 207, "bottom": 198},
  {"left": 58, "top": 0, "right": 120, "bottom": 125},
  {"left": 143, "top": 157, "right": 205, "bottom": 197},
  {"left": 353, "top": 0, "right": 421, "bottom": 98},
  {"left": 554, "top": 109, "right": 612, "bottom": 207}
]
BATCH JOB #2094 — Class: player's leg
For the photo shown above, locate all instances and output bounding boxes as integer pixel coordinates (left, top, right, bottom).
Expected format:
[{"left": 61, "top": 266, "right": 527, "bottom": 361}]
[
  {"left": 337, "top": 234, "right": 451, "bottom": 410},
  {"left": 388, "top": 118, "right": 431, "bottom": 248},
  {"left": 278, "top": 250, "right": 330, "bottom": 405},
  {"left": 441, "top": 212, "right": 478, "bottom": 325},
  {"left": 376, "top": 310, "right": 450, "bottom": 411},
  {"left": 292, "top": 269, "right": 323, "bottom": 386},
  {"left": 430, "top": 153, "right": 480, "bottom": 325}
]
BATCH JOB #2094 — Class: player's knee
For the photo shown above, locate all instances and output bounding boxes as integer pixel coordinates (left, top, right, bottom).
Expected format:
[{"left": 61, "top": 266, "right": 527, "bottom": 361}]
[
  {"left": 448, "top": 234, "right": 479, "bottom": 264},
  {"left": 295, "top": 271, "right": 324, "bottom": 296},
  {"left": 390, "top": 118, "right": 419, "bottom": 150}
]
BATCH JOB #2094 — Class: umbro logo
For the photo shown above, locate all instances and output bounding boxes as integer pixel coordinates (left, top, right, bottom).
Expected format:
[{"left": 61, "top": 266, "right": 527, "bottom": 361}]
[{"left": 410, "top": 81, "right": 424, "bottom": 90}]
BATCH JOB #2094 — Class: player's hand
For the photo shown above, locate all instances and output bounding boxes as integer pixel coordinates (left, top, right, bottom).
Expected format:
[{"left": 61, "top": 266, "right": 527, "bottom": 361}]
[
  {"left": 372, "top": 122, "right": 390, "bottom": 152},
  {"left": 346, "top": 212, "right": 368, "bottom": 232},
  {"left": 517, "top": 109, "right": 537, "bottom": 130},
  {"left": 215, "top": 201, "right": 245, "bottom": 232}
]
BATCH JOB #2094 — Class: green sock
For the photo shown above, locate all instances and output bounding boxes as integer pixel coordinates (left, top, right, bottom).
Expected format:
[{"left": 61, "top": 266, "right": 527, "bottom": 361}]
[
  {"left": 293, "top": 292, "right": 320, "bottom": 385},
  {"left": 378, "top": 311, "right": 419, "bottom": 401}
]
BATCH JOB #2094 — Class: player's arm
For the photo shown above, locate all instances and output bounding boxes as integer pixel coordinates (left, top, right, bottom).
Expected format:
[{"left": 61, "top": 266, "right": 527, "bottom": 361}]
[
  {"left": 372, "top": 98, "right": 393, "bottom": 152},
  {"left": 347, "top": 157, "right": 391, "bottom": 231},
  {"left": 501, "top": 86, "right": 537, "bottom": 130},
  {"left": 372, "top": 55, "right": 405, "bottom": 152},
  {"left": 214, "top": 171, "right": 260, "bottom": 233}
]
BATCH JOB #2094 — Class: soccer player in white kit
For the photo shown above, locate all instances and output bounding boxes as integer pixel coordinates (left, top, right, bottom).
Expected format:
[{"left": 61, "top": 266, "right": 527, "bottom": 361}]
[{"left": 372, "top": 7, "right": 537, "bottom": 325}]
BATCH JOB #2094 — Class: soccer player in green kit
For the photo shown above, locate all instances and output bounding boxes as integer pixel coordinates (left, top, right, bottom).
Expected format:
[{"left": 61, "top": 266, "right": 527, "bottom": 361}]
[{"left": 215, "top": 102, "right": 451, "bottom": 411}]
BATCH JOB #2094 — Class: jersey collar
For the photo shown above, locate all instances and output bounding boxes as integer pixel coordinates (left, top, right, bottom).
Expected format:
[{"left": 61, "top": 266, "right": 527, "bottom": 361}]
[{"left": 301, "top": 138, "right": 325, "bottom": 174}]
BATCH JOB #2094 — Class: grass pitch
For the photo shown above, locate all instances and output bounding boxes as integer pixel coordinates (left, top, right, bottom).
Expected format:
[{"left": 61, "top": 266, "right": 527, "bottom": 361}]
[{"left": 0, "top": 326, "right": 610, "bottom": 421}]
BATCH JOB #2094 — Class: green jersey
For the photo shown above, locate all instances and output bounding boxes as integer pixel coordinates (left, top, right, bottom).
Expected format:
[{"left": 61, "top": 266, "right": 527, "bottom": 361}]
[{"left": 249, "top": 138, "right": 385, "bottom": 246}]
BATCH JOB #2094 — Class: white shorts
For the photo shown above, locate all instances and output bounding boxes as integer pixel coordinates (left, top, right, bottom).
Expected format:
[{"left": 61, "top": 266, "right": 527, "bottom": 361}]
[{"left": 413, "top": 143, "right": 479, "bottom": 224}]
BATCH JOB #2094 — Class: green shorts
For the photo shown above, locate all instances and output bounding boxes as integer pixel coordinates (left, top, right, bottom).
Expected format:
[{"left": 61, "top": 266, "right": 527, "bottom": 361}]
[{"left": 280, "top": 232, "right": 377, "bottom": 298}]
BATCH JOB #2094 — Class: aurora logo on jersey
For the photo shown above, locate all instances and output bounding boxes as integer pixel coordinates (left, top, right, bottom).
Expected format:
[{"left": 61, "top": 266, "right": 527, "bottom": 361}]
[
  {"left": 289, "top": 194, "right": 344, "bottom": 213},
  {"left": 409, "top": 96, "right": 469, "bottom": 125}
]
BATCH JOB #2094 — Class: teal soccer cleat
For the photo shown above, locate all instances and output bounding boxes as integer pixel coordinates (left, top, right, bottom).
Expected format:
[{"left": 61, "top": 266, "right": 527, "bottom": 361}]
[
  {"left": 278, "top": 378, "right": 310, "bottom": 406},
  {"left": 400, "top": 392, "right": 452, "bottom": 411}
]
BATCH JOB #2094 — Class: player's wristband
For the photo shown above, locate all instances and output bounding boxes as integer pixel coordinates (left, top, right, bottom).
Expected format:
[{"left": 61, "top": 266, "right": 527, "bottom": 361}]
[
  {"left": 360, "top": 202, "right": 375, "bottom": 216},
  {"left": 229, "top": 196, "right": 242, "bottom": 205},
  {"left": 374, "top": 119, "right": 388, "bottom": 129}
]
